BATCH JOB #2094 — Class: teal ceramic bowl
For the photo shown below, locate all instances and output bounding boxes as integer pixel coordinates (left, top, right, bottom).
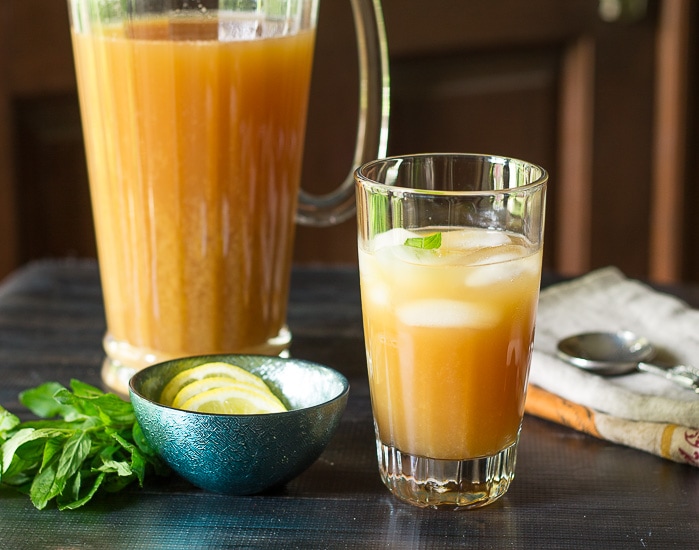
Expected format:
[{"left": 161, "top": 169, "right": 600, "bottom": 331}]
[{"left": 129, "top": 354, "right": 349, "bottom": 495}]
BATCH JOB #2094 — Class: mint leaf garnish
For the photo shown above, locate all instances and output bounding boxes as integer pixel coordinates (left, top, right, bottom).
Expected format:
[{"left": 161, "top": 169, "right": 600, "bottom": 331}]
[
  {"left": 404, "top": 232, "right": 442, "bottom": 250},
  {"left": 0, "top": 380, "right": 169, "bottom": 510}
]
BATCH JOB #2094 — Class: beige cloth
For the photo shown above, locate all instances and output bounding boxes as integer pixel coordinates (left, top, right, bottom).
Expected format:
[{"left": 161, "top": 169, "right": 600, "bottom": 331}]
[{"left": 528, "top": 267, "right": 699, "bottom": 466}]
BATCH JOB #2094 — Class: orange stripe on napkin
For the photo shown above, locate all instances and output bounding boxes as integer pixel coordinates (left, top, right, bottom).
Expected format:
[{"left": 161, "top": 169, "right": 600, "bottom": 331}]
[
  {"left": 660, "top": 424, "right": 678, "bottom": 459},
  {"left": 525, "top": 385, "right": 602, "bottom": 438}
]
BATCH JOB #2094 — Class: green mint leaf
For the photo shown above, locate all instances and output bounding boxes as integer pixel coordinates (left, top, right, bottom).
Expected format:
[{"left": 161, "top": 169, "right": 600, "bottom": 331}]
[
  {"left": 131, "top": 423, "right": 168, "bottom": 476},
  {"left": 52, "top": 389, "right": 100, "bottom": 420},
  {"left": 1, "top": 407, "right": 20, "bottom": 437},
  {"left": 57, "top": 472, "right": 105, "bottom": 511},
  {"left": 132, "top": 422, "right": 154, "bottom": 456},
  {"left": 3, "top": 428, "right": 64, "bottom": 475},
  {"left": 129, "top": 450, "right": 148, "bottom": 485},
  {"left": 92, "top": 394, "right": 137, "bottom": 427},
  {"left": 54, "top": 432, "right": 91, "bottom": 493},
  {"left": 2, "top": 440, "right": 45, "bottom": 484},
  {"left": 18, "top": 419, "right": 81, "bottom": 431},
  {"left": 103, "top": 470, "right": 137, "bottom": 493},
  {"left": 2, "top": 456, "right": 33, "bottom": 484},
  {"left": 98, "top": 459, "right": 133, "bottom": 477},
  {"left": 404, "top": 232, "right": 442, "bottom": 249},
  {"left": 57, "top": 470, "right": 82, "bottom": 507},
  {"left": 110, "top": 431, "right": 147, "bottom": 485},
  {"left": 30, "top": 461, "right": 58, "bottom": 510},
  {"left": 41, "top": 437, "right": 65, "bottom": 471},
  {"left": 69, "top": 379, "right": 105, "bottom": 399},
  {"left": 19, "top": 382, "right": 72, "bottom": 419}
]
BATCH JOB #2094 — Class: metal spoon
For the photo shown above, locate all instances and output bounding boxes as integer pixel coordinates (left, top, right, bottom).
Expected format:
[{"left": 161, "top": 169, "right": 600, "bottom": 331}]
[{"left": 556, "top": 330, "right": 699, "bottom": 392}]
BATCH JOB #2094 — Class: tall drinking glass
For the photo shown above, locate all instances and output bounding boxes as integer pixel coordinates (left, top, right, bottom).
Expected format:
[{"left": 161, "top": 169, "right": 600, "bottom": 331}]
[
  {"left": 356, "top": 153, "right": 547, "bottom": 509},
  {"left": 67, "top": 0, "right": 389, "bottom": 395}
]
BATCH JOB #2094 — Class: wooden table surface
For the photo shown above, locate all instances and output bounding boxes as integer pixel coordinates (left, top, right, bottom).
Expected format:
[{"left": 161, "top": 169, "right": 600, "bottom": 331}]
[{"left": 1, "top": 260, "right": 697, "bottom": 549}]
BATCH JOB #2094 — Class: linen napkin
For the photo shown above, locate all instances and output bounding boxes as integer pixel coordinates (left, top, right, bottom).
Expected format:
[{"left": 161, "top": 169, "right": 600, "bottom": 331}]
[{"left": 525, "top": 267, "right": 699, "bottom": 467}]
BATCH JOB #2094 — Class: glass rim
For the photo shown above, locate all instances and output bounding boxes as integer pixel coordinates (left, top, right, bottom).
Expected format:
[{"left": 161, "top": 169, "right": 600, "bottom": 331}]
[{"left": 354, "top": 152, "right": 548, "bottom": 196}]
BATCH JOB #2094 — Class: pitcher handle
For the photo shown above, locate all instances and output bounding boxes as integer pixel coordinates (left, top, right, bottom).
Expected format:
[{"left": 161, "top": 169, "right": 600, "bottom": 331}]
[{"left": 296, "top": 0, "right": 390, "bottom": 227}]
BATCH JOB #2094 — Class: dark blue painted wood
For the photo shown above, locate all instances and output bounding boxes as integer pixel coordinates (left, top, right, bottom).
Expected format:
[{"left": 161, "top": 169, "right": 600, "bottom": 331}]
[{"left": 0, "top": 261, "right": 697, "bottom": 549}]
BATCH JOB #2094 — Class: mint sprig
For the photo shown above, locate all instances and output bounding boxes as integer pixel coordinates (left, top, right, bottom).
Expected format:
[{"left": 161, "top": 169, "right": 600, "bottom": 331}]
[
  {"left": 404, "top": 232, "right": 442, "bottom": 250},
  {"left": 0, "top": 380, "right": 169, "bottom": 510}
]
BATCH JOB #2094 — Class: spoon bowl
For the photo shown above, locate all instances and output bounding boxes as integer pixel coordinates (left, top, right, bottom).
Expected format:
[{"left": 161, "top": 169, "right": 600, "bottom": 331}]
[{"left": 556, "top": 330, "right": 655, "bottom": 375}]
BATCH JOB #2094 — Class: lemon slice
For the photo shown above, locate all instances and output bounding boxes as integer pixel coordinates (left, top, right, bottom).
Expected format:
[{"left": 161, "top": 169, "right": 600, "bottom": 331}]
[
  {"left": 171, "top": 376, "right": 265, "bottom": 410},
  {"left": 180, "top": 384, "right": 287, "bottom": 414},
  {"left": 159, "top": 361, "right": 269, "bottom": 406}
]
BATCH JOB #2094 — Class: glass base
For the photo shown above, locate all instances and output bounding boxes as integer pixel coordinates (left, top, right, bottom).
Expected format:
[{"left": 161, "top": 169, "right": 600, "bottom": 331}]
[
  {"left": 100, "top": 326, "right": 292, "bottom": 397},
  {"left": 376, "top": 439, "right": 519, "bottom": 509}
]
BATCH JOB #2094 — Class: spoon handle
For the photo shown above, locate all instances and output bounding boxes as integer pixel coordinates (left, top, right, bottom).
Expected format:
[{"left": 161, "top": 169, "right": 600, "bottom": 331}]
[{"left": 637, "top": 362, "right": 699, "bottom": 392}]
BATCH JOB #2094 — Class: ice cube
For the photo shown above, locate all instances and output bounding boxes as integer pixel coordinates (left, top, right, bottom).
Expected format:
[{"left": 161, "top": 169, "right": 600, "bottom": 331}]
[
  {"left": 522, "top": 251, "right": 542, "bottom": 275},
  {"left": 367, "top": 285, "right": 390, "bottom": 307},
  {"left": 441, "top": 228, "right": 512, "bottom": 251},
  {"left": 469, "top": 248, "right": 520, "bottom": 266},
  {"left": 464, "top": 263, "right": 519, "bottom": 287},
  {"left": 218, "top": 18, "right": 259, "bottom": 41},
  {"left": 217, "top": 14, "right": 291, "bottom": 41},
  {"left": 463, "top": 247, "right": 537, "bottom": 286},
  {"left": 371, "top": 228, "right": 419, "bottom": 252},
  {"left": 397, "top": 299, "right": 499, "bottom": 329},
  {"left": 386, "top": 243, "right": 438, "bottom": 266}
]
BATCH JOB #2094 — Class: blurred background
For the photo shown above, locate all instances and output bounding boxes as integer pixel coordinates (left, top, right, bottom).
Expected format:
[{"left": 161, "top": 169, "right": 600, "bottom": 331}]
[{"left": 1, "top": 0, "right": 697, "bottom": 283}]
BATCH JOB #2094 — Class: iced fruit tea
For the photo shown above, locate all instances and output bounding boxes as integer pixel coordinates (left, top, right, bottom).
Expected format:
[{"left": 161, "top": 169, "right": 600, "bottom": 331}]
[{"left": 359, "top": 227, "right": 542, "bottom": 460}]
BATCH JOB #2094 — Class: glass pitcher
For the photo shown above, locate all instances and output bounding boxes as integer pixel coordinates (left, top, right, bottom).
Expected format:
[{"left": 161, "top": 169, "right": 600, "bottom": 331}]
[{"left": 67, "top": 0, "right": 390, "bottom": 394}]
